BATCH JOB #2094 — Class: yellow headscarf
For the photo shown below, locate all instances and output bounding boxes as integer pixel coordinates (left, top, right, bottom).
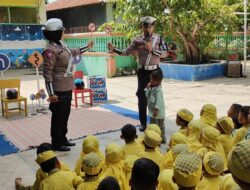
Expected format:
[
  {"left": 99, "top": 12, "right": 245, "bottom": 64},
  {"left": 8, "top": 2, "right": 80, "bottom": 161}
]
[
  {"left": 173, "top": 152, "right": 202, "bottom": 188},
  {"left": 82, "top": 135, "right": 100, "bottom": 154},
  {"left": 203, "top": 151, "right": 224, "bottom": 176},
  {"left": 187, "top": 120, "right": 206, "bottom": 151},
  {"left": 200, "top": 104, "right": 217, "bottom": 127},
  {"left": 228, "top": 140, "right": 250, "bottom": 183},
  {"left": 105, "top": 143, "right": 125, "bottom": 164},
  {"left": 200, "top": 127, "right": 227, "bottom": 170},
  {"left": 169, "top": 132, "right": 188, "bottom": 148},
  {"left": 104, "top": 143, "right": 127, "bottom": 190}
]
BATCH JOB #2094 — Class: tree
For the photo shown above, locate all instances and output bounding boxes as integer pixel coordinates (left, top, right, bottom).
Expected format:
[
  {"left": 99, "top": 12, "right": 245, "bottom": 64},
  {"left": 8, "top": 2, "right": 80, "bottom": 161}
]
[{"left": 105, "top": 0, "right": 239, "bottom": 64}]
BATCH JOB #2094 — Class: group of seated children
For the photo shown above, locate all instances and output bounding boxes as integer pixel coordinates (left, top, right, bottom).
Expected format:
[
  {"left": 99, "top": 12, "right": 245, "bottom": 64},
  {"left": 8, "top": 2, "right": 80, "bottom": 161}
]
[{"left": 15, "top": 103, "right": 250, "bottom": 190}]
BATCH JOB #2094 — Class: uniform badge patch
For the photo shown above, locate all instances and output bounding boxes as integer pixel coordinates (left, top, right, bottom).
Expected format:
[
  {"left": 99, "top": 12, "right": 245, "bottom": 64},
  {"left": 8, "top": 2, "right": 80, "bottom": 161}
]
[{"left": 44, "top": 50, "right": 53, "bottom": 60}]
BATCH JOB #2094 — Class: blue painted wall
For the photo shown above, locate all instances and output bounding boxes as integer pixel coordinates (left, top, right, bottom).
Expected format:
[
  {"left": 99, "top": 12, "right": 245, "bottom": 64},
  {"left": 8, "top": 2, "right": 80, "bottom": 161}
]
[
  {"left": 0, "top": 24, "right": 44, "bottom": 41},
  {"left": 160, "top": 63, "right": 226, "bottom": 81}
]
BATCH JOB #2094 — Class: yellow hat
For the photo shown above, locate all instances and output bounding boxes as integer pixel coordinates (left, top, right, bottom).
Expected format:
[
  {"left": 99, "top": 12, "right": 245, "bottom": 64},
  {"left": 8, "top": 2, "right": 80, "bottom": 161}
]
[
  {"left": 144, "top": 130, "right": 162, "bottom": 148},
  {"left": 36, "top": 150, "right": 56, "bottom": 165},
  {"left": 105, "top": 143, "right": 124, "bottom": 164},
  {"left": 172, "top": 144, "right": 189, "bottom": 160},
  {"left": 124, "top": 155, "right": 139, "bottom": 173},
  {"left": 218, "top": 116, "right": 234, "bottom": 134},
  {"left": 173, "top": 152, "right": 202, "bottom": 188},
  {"left": 82, "top": 135, "right": 99, "bottom": 154},
  {"left": 228, "top": 140, "right": 250, "bottom": 183},
  {"left": 170, "top": 132, "right": 188, "bottom": 147},
  {"left": 202, "top": 104, "right": 217, "bottom": 114},
  {"left": 146, "top": 124, "right": 161, "bottom": 136},
  {"left": 203, "top": 151, "right": 224, "bottom": 176},
  {"left": 188, "top": 120, "right": 207, "bottom": 135},
  {"left": 201, "top": 126, "right": 220, "bottom": 144},
  {"left": 82, "top": 152, "right": 102, "bottom": 175},
  {"left": 178, "top": 109, "right": 193, "bottom": 122}
]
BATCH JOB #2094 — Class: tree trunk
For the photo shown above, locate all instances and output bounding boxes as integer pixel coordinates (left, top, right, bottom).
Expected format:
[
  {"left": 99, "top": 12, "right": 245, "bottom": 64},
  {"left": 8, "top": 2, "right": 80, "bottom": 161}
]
[{"left": 184, "top": 41, "right": 200, "bottom": 64}]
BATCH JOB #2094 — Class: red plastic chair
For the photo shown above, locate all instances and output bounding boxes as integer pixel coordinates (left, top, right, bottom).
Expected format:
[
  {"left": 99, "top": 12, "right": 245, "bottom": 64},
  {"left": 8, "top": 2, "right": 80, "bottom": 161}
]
[{"left": 72, "top": 71, "right": 93, "bottom": 108}]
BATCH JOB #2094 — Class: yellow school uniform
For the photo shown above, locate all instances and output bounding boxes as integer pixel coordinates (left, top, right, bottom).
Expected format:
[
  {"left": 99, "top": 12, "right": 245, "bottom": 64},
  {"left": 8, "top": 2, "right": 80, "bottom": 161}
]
[
  {"left": 220, "top": 174, "right": 240, "bottom": 190},
  {"left": 232, "top": 124, "right": 250, "bottom": 145},
  {"left": 32, "top": 161, "right": 70, "bottom": 190},
  {"left": 196, "top": 175, "right": 222, "bottom": 190},
  {"left": 104, "top": 143, "right": 127, "bottom": 190},
  {"left": 139, "top": 148, "right": 164, "bottom": 169},
  {"left": 77, "top": 176, "right": 103, "bottom": 190},
  {"left": 162, "top": 150, "right": 174, "bottom": 169},
  {"left": 103, "top": 161, "right": 127, "bottom": 190},
  {"left": 218, "top": 134, "right": 233, "bottom": 156},
  {"left": 39, "top": 169, "right": 82, "bottom": 190},
  {"left": 122, "top": 140, "right": 144, "bottom": 157},
  {"left": 123, "top": 155, "right": 139, "bottom": 189},
  {"left": 158, "top": 169, "right": 178, "bottom": 190},
  {"left": 178, "top": 128, "right": 188, "bottom": 136}
]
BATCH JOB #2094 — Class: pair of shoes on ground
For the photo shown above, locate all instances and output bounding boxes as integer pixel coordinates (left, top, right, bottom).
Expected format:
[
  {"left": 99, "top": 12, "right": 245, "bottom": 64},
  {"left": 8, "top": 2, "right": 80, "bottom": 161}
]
[{"left": 54, "top": 141, "right": 76, "bottom": 152}]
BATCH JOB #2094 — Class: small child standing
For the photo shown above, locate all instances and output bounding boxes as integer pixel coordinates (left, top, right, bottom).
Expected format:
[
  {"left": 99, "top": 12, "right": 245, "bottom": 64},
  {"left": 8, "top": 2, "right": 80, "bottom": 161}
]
[{"left": 145, "top": 70, "right": 166, "bottom": 143}]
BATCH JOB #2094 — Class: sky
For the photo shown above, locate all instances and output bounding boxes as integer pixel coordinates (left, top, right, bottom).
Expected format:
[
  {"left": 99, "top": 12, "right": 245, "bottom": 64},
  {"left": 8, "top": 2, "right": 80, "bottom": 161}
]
[{"left": 48, "top": 0, "right": 56, "bottom": 3}]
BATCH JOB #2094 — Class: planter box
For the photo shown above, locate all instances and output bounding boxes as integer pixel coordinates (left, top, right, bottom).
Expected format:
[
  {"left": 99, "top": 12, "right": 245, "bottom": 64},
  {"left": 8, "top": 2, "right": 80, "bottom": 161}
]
[{"left": 160, "top": 62, "right": 226, "bottom": 81}]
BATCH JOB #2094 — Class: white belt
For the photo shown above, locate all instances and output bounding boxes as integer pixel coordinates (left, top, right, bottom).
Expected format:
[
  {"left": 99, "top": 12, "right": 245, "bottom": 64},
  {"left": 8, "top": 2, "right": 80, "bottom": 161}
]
[{"left": 138, "top": 65, "right": 158, "bottom": 70}]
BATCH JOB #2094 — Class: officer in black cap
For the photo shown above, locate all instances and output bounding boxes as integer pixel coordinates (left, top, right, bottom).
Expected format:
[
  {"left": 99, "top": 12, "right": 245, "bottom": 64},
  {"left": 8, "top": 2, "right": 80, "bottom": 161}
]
[{"left": 108, "top": 16, "right": 168, "bottom": 131}]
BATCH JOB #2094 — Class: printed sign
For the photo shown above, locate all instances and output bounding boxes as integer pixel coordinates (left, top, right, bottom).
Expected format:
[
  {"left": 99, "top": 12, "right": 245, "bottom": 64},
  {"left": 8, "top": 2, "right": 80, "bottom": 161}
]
[
  {"left": 28, "top": 51, "right": 43, "bottom": 68},
  {"left": 0, "top": 53, "right": 11, "bottom": 71}
]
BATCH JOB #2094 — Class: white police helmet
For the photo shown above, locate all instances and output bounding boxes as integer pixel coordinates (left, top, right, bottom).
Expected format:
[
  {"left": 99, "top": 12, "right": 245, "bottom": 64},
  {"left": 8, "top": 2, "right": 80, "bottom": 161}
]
[{"left": 42, "top": 18, "right": 65, "bottom": 31}]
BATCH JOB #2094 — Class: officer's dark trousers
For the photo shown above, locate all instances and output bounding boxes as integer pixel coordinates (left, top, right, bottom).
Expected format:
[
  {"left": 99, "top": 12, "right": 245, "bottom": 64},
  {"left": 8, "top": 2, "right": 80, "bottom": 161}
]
[
  {"left": 136, "top": 67, "right": 162, "bottom": 127},
  {"left": 49, "top": 91, "right": 72, "bottom": 147}
]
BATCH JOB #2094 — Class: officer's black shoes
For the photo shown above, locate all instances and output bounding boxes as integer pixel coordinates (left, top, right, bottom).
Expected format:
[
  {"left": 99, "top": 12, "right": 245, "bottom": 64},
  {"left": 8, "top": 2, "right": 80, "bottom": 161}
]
[
  {"left": 54, "top": 146, "right": 71, "bottom": 151},
  {"left": 64, "top": 141, "right": 76, "bottom": 147},
  {"left": 139, "top": 125, "right": 147, "bottom": 132}
]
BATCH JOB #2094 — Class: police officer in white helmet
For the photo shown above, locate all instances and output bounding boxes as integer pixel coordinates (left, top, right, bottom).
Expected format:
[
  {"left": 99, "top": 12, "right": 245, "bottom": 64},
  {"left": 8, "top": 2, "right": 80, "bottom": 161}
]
[
  {"left": 42, "top": 18, "right": 93, "bottom": 151},
  {"left": 108, "top": 16, "right": 168, "bottom": 131}
]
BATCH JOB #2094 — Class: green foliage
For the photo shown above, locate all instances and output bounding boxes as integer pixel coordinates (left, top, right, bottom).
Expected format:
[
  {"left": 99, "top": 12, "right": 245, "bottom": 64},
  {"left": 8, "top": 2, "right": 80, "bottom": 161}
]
[{"left": 102, "top": 0, "right": 241, "bottom": 64}]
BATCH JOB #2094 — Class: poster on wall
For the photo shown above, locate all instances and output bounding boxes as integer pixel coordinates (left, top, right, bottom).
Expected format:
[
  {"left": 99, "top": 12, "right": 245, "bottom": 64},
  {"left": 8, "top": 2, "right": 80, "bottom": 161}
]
[{"left": 0, "top": 24, "right": 46, "bottom": 69}]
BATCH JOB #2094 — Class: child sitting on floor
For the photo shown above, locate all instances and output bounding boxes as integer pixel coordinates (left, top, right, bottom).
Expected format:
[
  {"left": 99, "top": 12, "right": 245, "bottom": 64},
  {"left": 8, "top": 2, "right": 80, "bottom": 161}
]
[
  {"left": 145, "top": 69, "right": 166, "bottom": 143},
  {"left": 103, "top": 143, "right": 127, "bottom": 190},
  {"left": 216, "top": 116, "right": 234, "bottom": 156},
  {"left": 37, "top": 150, "right": 82, "bottom": 190},
  {"left": 232, "top": 106, "right": 250, "bottom": 145},
  {"left": 176, "top": 108, "right": 193, "bottom": 136},
  {"left": 173, "top": 152, "right": 203, "bottom": 190},
  {"left": 77, "top": 152, "right": 103, "bottom": 190},
  {"left": 139, "top": 130, "right": 164, "bottom": 169},
  {"left": 120, "top": 124, "right": 144, "bottom": 157},
  {"left": 15, "top": 143, "right": 71, "bottom": 190},
  {"left": 196, "top": 151, "right": 224, "bottom": 190},
  {"left": 75, "top": 135, "right": 105, "bottom": 177},
  {"left": 227, "top": 103, "right": 242, "bottom": 131}
]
